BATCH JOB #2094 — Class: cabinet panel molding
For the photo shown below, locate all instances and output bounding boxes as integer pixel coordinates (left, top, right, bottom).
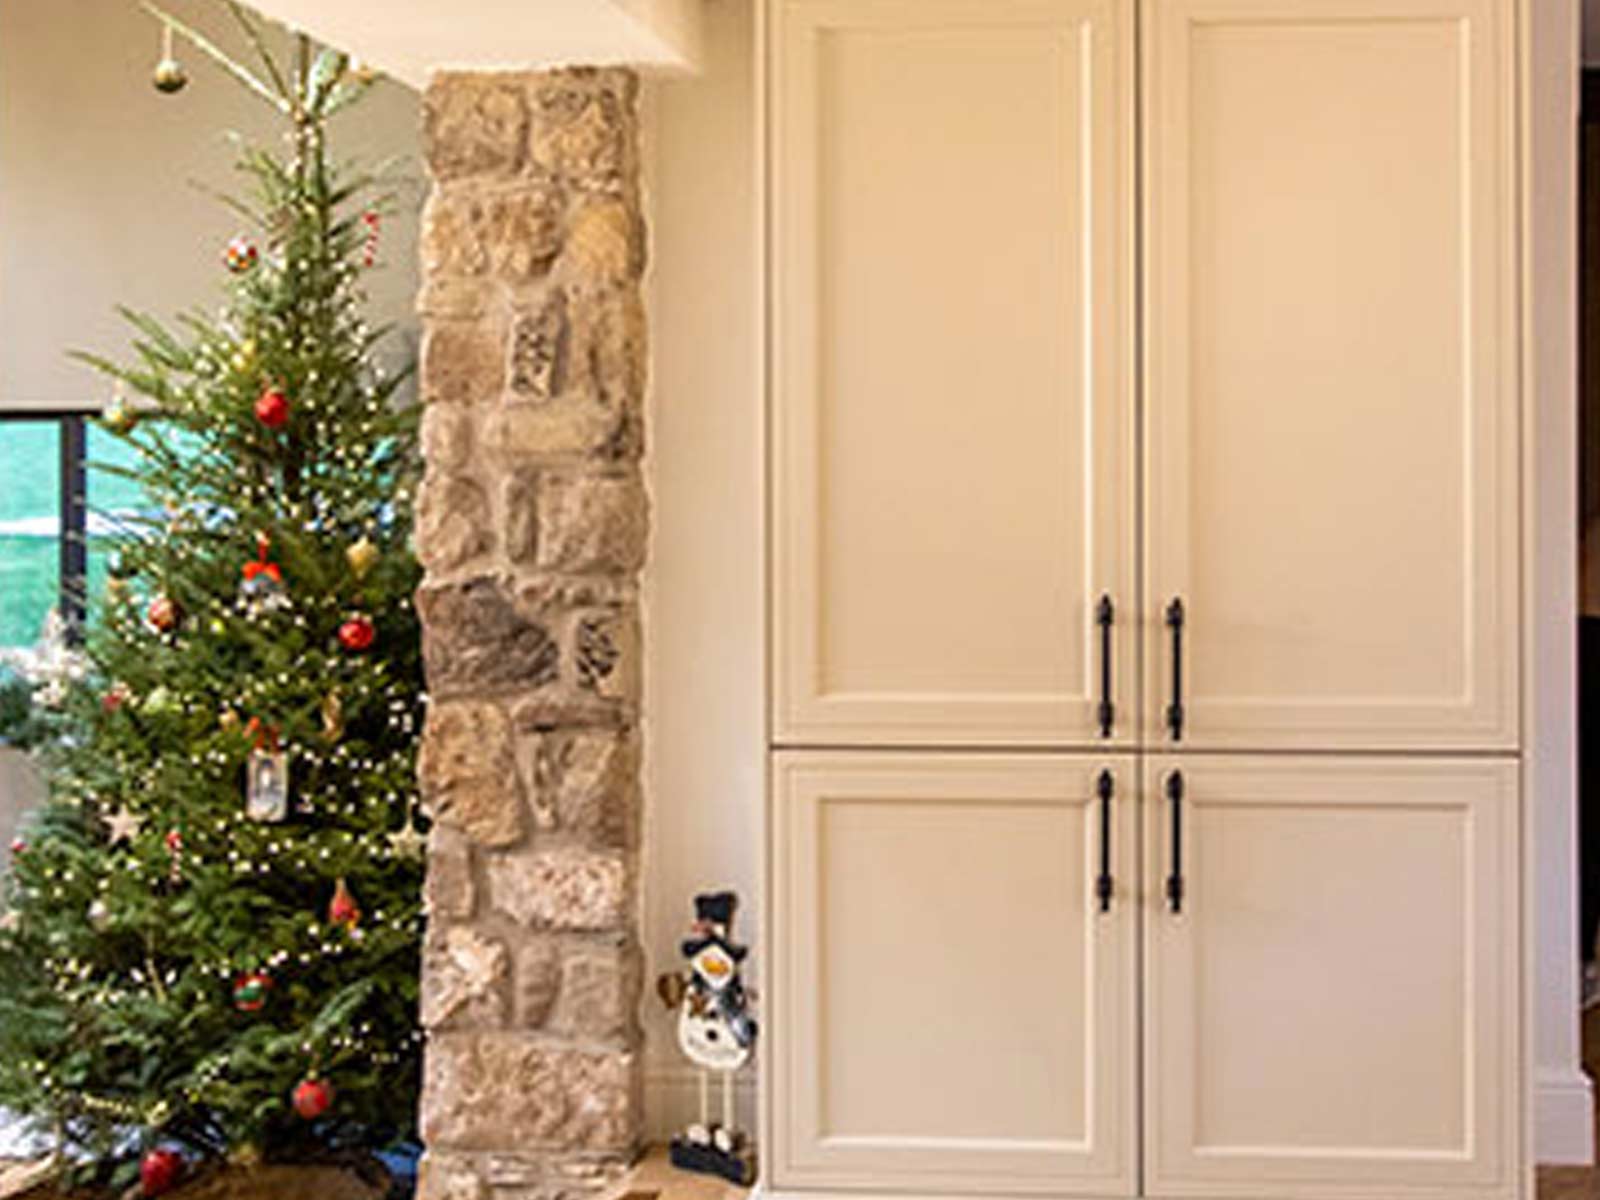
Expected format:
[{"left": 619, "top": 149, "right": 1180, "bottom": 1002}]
[
  {"left": 770, "top": 751, "right": 1139, "bottom": 1194},
  {"left": 770, "top": 0, "right": 1136, "bottom": 747},
  {"left": 1142, "top": 0, "right": 1520, "bottom": 751},
  {"left": 1141, "top": 755, "right": 1519, "bottom": 1198}
]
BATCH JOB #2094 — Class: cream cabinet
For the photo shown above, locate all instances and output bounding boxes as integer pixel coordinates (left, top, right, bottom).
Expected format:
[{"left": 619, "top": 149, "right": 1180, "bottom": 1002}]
[
  {"left": 765, "top": 0, "right": 1525, "bottom": 1197},
  {"left": 770, "top": 0, "right": 1136, "bottom": 748},
  {"left": 770, "top": 752, "right": 1138, "bottom": 1195},
  {"left": 1142, "top": 757, "right": 1519, "bottom": 1198},
  {"left": 1142, "top": 0, "right": 1520, "bottom": 752}
]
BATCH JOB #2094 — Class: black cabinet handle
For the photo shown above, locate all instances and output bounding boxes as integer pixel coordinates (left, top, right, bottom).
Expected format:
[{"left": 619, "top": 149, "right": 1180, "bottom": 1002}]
[
  {"left": 1165, "top": 598, "right": 1186, "bottom": 741},
  {"left": 1166, "top": 770, "right": 1185, "bottom": 914},
  {"left": 1095, "top": 769, "right": 1114, "bottom": 913},
  {"left": 1096, "top": 594, "right": 1115, "bottom": 738}
]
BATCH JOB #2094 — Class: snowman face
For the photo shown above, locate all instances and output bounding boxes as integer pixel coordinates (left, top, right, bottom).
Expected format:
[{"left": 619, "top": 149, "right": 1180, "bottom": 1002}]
[{"left": 691, "top": 944, "right": 736, "bottom": 991}]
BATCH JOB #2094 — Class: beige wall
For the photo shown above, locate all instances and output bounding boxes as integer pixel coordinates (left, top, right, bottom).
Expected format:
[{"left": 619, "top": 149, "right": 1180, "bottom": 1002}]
[
  {"left": 1529, "top": 0, "right": 1591, "bottom": 1169},
  {"left": 0, "top": 0, "right": 421, "bottom": 411},
  {"left": 641, "top": 0, "right": 762, "bottom": 1136}
]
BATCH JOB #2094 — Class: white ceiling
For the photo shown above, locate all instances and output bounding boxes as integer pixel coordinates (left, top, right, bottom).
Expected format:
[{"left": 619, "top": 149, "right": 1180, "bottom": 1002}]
[{"left": 238, "top": 0, "right": 702, "bottom": 89}]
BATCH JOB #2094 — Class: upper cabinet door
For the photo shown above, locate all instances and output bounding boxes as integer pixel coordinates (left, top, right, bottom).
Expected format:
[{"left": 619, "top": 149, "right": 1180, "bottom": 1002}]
[
  {"left": 771, "top": 0, "right": 1136, "bottom": 748},
  {"left": 1143, "top": 0, "right": 1519, "bottom": 751}
]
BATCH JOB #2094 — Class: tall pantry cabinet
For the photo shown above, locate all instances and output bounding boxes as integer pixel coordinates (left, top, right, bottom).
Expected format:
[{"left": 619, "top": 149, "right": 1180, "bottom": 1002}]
[{"left": 764, "top": 1, "right": 1524, "bottom": 1199}]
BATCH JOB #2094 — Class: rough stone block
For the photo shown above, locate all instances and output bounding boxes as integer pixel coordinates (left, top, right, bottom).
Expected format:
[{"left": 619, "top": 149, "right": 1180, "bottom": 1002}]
[
  {"left": 535, "top": 473, "right": 646, "bottom": 573},
  {"left": 420, "top": 701, "right": 523, "bottom": 848},
  {"left": 510, "top": 291, "right": 569, "bottom": 401},
  {"left": 416, "top": 1153, "right": 489, "bottom": 1200},
  {"left": 415, "top": 474, "right": 492, "bottom": 572},
  {"left": 486, "top": 847, "right": 630, "bottom": 931},
  {"left": 422, "top": 924, "right": 510, "bottom": 1029},
  {"left": 504, "top": 469, "right": 540, "bottom": 564},
  {"left": 531, "top": 72, "right": 635, "bottom": 192},
  {"left": 571, "top": 610, "right": 640, "bottom": 704},
  {"left": 421, "top": 406, "right": 474, "bottom": 473},
  {"left": 550, "top": 941, "right": 640, "bottom": 1041},
  {"left": 423, "top": 186, "right": 563, "bottom": 285},
  {"left": 424, "top": 828, "right": 476, "bottom": 920},
  {"left": 570, "top": 289, "right": 646, "bottom": 414},
  {"left": 418, "top": 578, "right": 560, "bottom": 697},
  {"left": 417, "top": 277, "right": 492, "bottom": 322},
  {"left": 516, "top": 938, "right": 561, "bottom": 1028},
  {"left": 522, "top": 729, "right": 637, "bottom": 843},
  {"left": 425, "top": 78, "right": 529, "bottom": 182},
  {"left": 422, "top": 1033, "right": 639, "bottom": 1152},
  {"left": 565, "top": 199, "right": 643, "bottom": 288},
  {"left": 421, "top": 320, "right": 506, "bottom": 407},
  {"left": 484, "top": 392, "right": 637, "bottom": 464}
]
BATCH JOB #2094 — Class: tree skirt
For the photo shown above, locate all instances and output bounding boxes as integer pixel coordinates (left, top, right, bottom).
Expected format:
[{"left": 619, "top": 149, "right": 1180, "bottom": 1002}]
[{"left": 1, "top": 1162, "right": 387, "bottom": 1200}]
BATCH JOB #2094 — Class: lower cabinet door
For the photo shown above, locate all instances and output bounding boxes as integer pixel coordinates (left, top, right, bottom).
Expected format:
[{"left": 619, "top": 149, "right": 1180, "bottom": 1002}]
[
  {"left": 770, "top": 751, "right": 1138, "bottom": 1196},
  {"left": 1142, "top": 756, "right": 1518, "bottom": 1199}
]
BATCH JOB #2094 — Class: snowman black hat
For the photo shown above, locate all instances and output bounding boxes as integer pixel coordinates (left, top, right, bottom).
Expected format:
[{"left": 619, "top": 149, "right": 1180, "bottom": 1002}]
[{"left": 682, "top": 890, "right": 748, "bottom": 962}]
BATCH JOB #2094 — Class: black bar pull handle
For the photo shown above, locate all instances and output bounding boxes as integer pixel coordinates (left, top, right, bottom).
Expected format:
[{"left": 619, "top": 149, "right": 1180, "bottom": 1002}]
[
  {"left": 1165, "top": 598, "right": 1186, "bottom": 741},
  {"left": 1095, "top": 769, "right": 1114, "bottom": 913},
  {"left": 1096, "top": 594, "right": 1115, "bottom": 738},
  {"left": 1166, "top": 770, "right": 1185, "bottom": 914}
]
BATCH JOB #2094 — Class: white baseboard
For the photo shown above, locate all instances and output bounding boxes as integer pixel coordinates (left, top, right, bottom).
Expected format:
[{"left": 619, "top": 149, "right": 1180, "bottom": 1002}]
[
  {"left": 644, "top": 1064, "right": 759, "bottom": 1143},
  {"left": 1536, "top": 1066, "right": 1594, "bottom": 1166},
  {"left": 654, "top": 1067, "right": 1595, "bottom": 1170}
]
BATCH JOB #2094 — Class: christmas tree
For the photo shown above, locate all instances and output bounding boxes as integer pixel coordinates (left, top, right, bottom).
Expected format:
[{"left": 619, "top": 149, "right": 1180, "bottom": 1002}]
[{"left": 0, "top": 5, "right": 424, "bottom": 1190}]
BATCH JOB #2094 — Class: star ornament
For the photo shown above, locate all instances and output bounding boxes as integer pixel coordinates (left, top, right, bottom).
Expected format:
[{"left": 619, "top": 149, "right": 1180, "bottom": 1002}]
[
  {"left": 388, "top": 822, "right": 426, "bottom": 861},
  {"left": 105, "top": 806, "right": 145, "bottom": 846}
]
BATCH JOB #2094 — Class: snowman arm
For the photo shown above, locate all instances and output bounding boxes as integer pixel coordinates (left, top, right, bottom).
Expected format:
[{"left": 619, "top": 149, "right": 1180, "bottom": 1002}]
[{"left": 655, "top": 971, "right": 687, "bottom": 1009}]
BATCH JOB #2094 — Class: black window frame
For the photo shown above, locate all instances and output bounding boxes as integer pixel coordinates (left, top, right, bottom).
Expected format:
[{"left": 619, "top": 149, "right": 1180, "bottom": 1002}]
[{"left": 0, "top": 410, "right": 94, "bottom": 642}]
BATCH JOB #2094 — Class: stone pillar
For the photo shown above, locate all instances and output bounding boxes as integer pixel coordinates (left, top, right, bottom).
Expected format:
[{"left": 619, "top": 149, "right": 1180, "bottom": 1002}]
[{"left": 413, "top": 69, "right": 648, "bottom": 1200}]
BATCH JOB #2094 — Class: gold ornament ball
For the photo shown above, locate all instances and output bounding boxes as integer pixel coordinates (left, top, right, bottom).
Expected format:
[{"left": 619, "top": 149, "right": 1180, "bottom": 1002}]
[
  {"left": 102, "top": 397, "right": 137, "bottom": 435},
  {"left": 152, "top": 58, "right": 188, "bottom": 94},
  {"left": 346, "top": 537, "right": 380, "bottom": 580}
]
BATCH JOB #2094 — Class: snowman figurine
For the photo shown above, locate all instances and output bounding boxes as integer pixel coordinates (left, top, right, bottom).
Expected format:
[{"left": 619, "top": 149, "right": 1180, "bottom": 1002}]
[{"left": 657, "top": 891, "right": 758, "bottom": 1184}]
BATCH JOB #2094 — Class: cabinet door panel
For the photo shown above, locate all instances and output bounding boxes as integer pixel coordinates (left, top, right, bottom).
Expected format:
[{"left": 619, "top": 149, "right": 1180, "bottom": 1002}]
[
  {"left": 771, "top": 752, "right": 1137, "bottom": 1194},
  {"left": 772, "top": 0, "right": 1136, "bottom": 747},
  {"left": 1143, "top": 0, "right": 1519, "bottom": 750},
  {"left": 1143, "top": 756, "right": 1518, "bottom": 1198}
]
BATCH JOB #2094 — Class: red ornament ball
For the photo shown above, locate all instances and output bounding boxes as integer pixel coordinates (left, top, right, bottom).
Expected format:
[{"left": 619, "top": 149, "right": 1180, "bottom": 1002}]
[
  {"left": 102, "top": 684, "right": 130, "bottom": 713},
  {"left": 337, "top": 615, "right": 376, "bottom": 653},
  {"left": 254, "top": 387, "right": 290, "bottom": 429},
  {"left": 146, "top": 595, "right": 181, "bottom": 634},
  {"left": 292, "top": 1076, "right": 334, "bottom": 1120},
  {"left": 232, "top": 971, "right": 273, "bottom": 1013},
  {"left": 9, "top": 838, "right": 25, "bottom": 857},
  {"left": 223, "top": 236, "right": 258, "bottom": 274},
  {"left": 140, "top": 1147, "right": 184, "bottom": 1197}
]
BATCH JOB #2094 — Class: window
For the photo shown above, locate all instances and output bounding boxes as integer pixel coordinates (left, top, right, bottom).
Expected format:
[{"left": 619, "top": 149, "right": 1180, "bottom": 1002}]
[
  {"left": 0, "top": 414, "right": 174, "bottom": 649},
  {"left": 0, "top": 415, "right": 77, "bottom": 649}
]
